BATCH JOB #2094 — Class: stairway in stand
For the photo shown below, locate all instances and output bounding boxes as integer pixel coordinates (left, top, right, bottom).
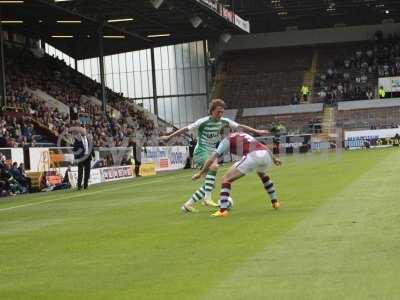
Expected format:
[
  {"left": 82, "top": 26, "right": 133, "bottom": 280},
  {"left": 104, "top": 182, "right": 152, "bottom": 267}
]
[
  {"left": 301, "top": 48, "right": 319, "bottom": 103},
  {"left": 321, "top": 106, "right": 338, "bottom": 141}
]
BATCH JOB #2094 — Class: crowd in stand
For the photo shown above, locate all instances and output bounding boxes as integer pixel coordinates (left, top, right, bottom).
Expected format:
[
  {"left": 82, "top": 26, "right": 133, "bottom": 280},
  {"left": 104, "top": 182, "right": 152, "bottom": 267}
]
[
  {"left": 4, "top": 44, "right": 158, "bottom": 149},
  {"left": 315, "top": 31, "right": 400, "bottom": 104},
  {"left": 0, "top": 155, "right": 31, "bottom": 197},
  {"left": 0, "top": 43, "right": 187, "bottom": 197},
  {"left": 0, "top": 43, "right": 166, "bottom": 197},
  {"left": 0, "top": 114, "right": 39, "bottom": 148}
]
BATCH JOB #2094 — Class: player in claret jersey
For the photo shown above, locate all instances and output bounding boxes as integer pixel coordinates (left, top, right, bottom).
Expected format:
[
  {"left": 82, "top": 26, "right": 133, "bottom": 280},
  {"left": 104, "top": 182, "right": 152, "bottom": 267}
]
[{"left": 192, "top": 132, "right": 282, "bottom": 217}]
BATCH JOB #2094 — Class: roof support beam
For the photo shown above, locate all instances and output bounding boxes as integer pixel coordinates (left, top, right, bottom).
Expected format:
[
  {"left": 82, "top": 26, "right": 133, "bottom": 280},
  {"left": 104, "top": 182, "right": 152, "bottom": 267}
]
[
  {"left": 105, "top": 0, "right": 175, "bottom": 34},
  {"left": 34, "top": 0, "right": 154, "bottom": 44},
  {"left": 0, "top": 7, "right": 6, "bottom": 107},
  {"left": 97, "top": 23, "right": 107, "bottom": 116}
]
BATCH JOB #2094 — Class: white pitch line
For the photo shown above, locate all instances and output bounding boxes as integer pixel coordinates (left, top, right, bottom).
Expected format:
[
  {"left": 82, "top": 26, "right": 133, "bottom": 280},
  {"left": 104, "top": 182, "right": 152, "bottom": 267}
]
[{"left": 0, "top": 173, "right": 190, "bottom": 212}]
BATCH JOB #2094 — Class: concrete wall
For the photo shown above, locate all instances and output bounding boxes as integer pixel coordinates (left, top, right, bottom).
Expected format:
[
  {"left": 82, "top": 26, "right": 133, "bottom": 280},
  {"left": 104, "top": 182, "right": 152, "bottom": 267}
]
[
  {"left": 243, "top": 103, "right": 324, "bottom": 117},
  {"left": 338, "top": 98, "right": 400, "bottom": 111},
  {"left": 222, "top": 23, "right": 400, "bottom": 51}
]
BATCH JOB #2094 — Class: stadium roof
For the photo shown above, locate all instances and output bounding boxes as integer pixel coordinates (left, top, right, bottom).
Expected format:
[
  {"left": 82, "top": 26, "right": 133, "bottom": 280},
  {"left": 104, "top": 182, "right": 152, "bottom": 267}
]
[
  {"left": 1, "top": 0, "right": 249, "bottom": 59},
  {"left": 230, "top": 0, "right": 400, "bottom": 33}
]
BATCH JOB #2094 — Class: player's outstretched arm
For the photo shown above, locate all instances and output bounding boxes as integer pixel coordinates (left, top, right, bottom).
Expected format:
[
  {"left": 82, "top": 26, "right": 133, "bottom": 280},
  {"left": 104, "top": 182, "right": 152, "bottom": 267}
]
[
  {"left": 160, "top": 126, "right": 188, "bottom": 142},
  {"left": 237, "top": 124, "right": 269, "bottom": 136}
]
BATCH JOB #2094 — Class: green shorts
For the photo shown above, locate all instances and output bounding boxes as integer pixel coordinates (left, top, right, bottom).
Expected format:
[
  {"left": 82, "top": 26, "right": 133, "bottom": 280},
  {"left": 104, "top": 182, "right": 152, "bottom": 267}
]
[{"left": 193, "top": 150, "right": 210, "bottom": 169}]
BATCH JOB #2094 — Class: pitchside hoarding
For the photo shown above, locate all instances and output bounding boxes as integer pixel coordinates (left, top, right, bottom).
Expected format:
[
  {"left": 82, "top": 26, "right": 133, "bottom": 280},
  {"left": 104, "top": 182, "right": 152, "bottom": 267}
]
[
  {"left": 27, "top": 146, "right": 188, "bottom": 172},
  {"left": 141, "top": 146, "right": 189, "bottom": 171},
  {"left": 344, "top": 128, "right": 400, "bottom": 149},
  {"left": 100, "top": 165, "right": 134, "bottom": 182},
  {"left": 68, "top": 165, "right": 136, "bottom": 188},
  {"left": 378, "top": 76, "right": 400, "bottom": 93},
  {"left": 68, "top": 168, "right": 102, "bottom": 188}
]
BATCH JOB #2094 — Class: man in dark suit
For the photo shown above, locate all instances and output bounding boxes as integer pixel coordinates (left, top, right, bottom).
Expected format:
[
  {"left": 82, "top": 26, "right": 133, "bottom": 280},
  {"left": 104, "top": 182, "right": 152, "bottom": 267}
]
[
  {"left": 129, "top": 139, "right": 142, "bottom": 177},
  {"left": 73, "top": 127, "right": 94, "bottom": 190}
]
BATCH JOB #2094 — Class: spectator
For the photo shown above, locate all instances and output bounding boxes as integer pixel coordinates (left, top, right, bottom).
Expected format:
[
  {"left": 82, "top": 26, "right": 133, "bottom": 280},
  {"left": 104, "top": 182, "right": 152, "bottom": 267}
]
[
  {"left": 379, "top": 86, "right": 386, "bottom": 99},
  {"left": 9, "top": 162, "right": 28, "bottom": 193},
  {"left": 366, "top": 87, "right": 374, "bottom": 100},
  {"left": 291, "top": 93, "right": 300, "bottom": 105},
  {"left": 301, "top": 85, "right": 309, "bottom": 102},
  {"left": 18, "top": 163, "right": 31, "bottom": 190},
  {"left": 187, "top": 134, "right": 197, "bottom": 169},
  {"left": 0, "top": 158, "right": 22, "bottom": 195},
  {"left": 129, "top": 140, "right": 142, "bottom": 177},
  {"left": 318, "top": 89, "right": 327, "bottom": 102},
  {"left": 30, "top": 138, "right": 37, "bottom": 147},
  {"left": 62, "top": 166, "right": 71, "bottom": 188},
  {"left": 123, "top": 155, "right": 133, "bottom": 166}
]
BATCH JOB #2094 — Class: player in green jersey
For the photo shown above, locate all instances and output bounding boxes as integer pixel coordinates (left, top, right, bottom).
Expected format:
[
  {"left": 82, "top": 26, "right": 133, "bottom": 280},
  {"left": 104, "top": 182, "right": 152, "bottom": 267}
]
[{"left": 161, "top": 99, "right": 268, "bottom": 212}]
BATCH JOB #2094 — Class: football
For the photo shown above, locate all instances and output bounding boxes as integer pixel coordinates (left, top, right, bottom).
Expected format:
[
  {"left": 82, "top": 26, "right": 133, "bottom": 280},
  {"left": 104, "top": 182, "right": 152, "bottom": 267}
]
[
  {"left": 218, "top": 196, "right": 234, "bottom": 210},
  {"left": 226, "top": 196, "right": 234, "bottom": 210}
]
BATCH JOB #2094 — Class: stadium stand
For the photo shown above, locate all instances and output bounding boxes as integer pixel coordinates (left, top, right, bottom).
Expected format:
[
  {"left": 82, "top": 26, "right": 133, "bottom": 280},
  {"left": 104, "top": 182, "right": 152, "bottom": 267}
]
[
  {"left": 217, "top": 32, "right": 400, "bottom": 137},
  {"left": 242, "top": 103, "right": 323, "bottom": 117},
  {"left": 2, "top": 0, "right": 400, "bottom": 198},
  {"left": 313, "top": 41, "right": 377, "bottom": 104},
  {"left": 337, "top": 99, "right": 400, "bottom": 130},
  {"left": 0, "top": 0, "right": 247, "bottom": 198},
  {"left": 238, "top": 103, "right": 324, "bottom": 134},
  {"left": 213, "top": 46, "right": 323, "bottom": 134},
  {"left": 0, "top": 113, "right": 40, "bottom": 148},
  {"left": 214, "top": 47, "right": 313, "bottom": 108},
  {"left": 5, "top": 45, "right": 158, "bottom": 147},
  {"left": 313, "top": 33, "right": 400, "bottom": 104}
]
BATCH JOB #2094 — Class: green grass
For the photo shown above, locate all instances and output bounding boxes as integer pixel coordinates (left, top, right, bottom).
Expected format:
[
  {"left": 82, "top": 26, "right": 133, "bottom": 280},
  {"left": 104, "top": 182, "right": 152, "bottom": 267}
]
[{"left": 1, "top": 148, "right": 400, "bottom": 299}]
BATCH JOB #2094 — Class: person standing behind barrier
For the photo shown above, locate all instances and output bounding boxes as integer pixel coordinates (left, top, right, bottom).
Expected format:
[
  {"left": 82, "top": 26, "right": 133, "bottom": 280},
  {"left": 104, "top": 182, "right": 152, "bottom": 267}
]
[
  {"left": 73, "top": 127, "right": 94, "bottom": 190},
  {"left": 18, "top": 163, "right": 31, "bottom": 191},
  {"left": 301, "top": 85, "right": 310, "bottom": 102},
  {"left": 129, "top": 139, "right": 142, "bottom": 177},
  {"left": 291, "top": 93, "right": 300, "bottom": 105},
  {"left": 379, "top": 86, "right": 386, "bottom": 99},
  {"left": 187, "top": 134, "right": 197, "bottom": 169}
]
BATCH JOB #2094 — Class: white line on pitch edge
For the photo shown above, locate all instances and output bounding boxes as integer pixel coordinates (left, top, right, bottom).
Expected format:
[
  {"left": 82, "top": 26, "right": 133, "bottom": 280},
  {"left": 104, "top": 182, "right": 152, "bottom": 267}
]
[{"left": 0, "top": 173, "right": 190, "bottom": 212}]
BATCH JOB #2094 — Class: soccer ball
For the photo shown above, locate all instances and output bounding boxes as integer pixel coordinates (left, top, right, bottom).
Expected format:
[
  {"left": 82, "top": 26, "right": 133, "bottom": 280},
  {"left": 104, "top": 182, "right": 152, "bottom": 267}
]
[{"left": 225, "top": 196, "right": 234, "bottom": 210}]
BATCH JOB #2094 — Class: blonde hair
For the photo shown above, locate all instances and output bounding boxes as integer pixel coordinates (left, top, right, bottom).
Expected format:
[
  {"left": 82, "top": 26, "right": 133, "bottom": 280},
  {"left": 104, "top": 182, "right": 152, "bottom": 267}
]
[{"left": 208, "top": 99, "right": 226, "bottom": 115}]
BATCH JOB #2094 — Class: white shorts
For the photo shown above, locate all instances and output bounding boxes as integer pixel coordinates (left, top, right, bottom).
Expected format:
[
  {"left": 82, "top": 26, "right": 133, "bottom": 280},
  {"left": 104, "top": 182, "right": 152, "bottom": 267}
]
[{"left": 233, "top": 150, "right": 272, "bottom": 175}]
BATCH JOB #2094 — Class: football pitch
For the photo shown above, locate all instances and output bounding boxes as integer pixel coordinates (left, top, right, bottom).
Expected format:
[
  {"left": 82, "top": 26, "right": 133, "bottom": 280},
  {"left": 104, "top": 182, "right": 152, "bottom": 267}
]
[{"left": 1, "top": 148, "right": 400, "bottom": 300}]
